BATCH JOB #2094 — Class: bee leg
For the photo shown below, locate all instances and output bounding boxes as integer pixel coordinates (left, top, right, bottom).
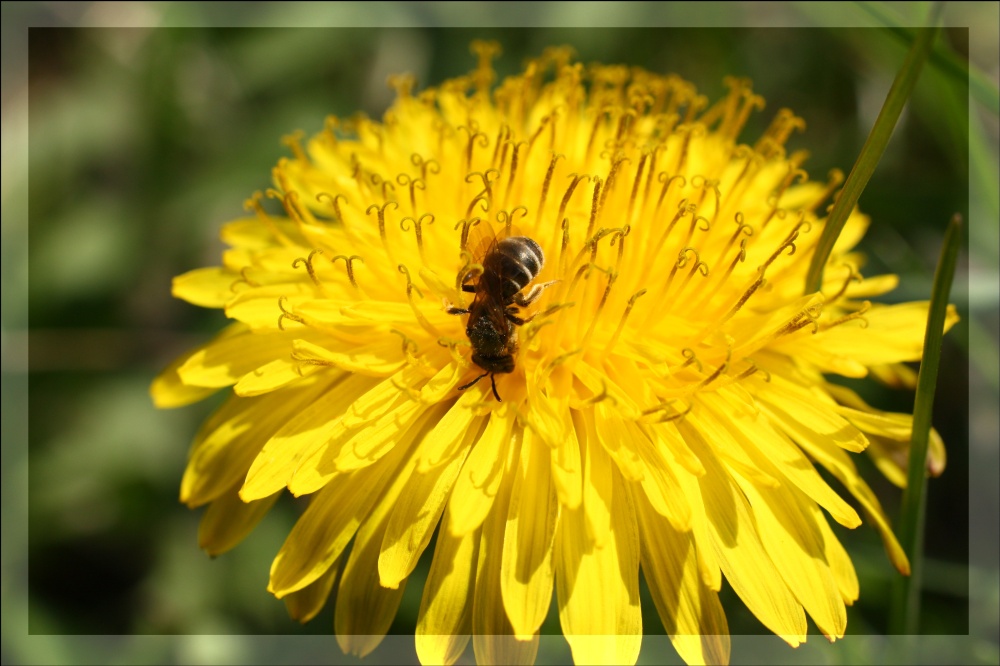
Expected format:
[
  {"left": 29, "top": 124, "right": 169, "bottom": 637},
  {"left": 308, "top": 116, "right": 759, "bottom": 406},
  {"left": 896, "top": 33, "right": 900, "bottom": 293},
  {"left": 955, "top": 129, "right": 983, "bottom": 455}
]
[
  {"left": 490, "top": 373, "right": 502, "bottom": 402},
  {"left": 447, "top": 305, "right": 471, "bottom": 315},
  {"left": 514, "top": 280, "right": 559, "bottom": 306},
  {"left": 504, "top": 308, "right": 532, "bottom": 326},
  {"left": 461, "top": 283, "right": 477, "bottom": 293},
  {"left": 458, "top": 371, "right": 488, "bottom": 391}
]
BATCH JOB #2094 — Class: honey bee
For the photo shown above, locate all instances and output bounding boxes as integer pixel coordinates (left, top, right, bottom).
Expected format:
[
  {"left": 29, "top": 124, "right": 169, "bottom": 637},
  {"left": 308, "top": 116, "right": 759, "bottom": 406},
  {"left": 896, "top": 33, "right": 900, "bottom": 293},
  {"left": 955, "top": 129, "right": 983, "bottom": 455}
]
[{"left": 448, "top": 232, "right": 555, "bottom": 401}]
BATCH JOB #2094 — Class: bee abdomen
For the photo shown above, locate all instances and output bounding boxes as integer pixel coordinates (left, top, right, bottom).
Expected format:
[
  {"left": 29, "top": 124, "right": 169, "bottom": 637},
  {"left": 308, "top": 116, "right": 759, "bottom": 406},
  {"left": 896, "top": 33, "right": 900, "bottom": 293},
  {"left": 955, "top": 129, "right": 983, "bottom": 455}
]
[{"left": 489, "top": 237, "right": 544, "bottom": 297}]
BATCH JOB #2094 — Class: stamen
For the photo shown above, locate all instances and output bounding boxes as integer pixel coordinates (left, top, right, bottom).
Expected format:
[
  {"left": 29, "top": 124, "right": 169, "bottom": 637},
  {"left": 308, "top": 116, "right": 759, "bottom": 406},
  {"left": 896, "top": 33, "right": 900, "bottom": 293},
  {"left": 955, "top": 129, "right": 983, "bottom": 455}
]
[
  {"left": 603, "top": 288, "right": 647, "bottom": 355},
  {"left": 470, "top": 39, "right": 501, "bottom": 94},
  {"left": 504, "top": 140, "right": 527, "bottom": 209},
  {"left": 316, "top": 192, "right": 346, "bottom": 223},
  {"left": 230, "top": 266, "right": 260, "bottom": 293},
  {"left": 819, "top": 301, "right": 871, "bottom": 331},
  {"left": 557, "top": 173, "right": 590, "bottom": 230},
  {"left": 389, "top": 328, "right": 420, "bottom": 359},
  {"left": 399, "top": 213, "right": 435, "bottom": 262},
  {"left": 369, "top": 173, "right": 396, "bottom": 202},
  {"left": 581, "top": 269, "right": 617, "bottom": 350},
  {"left": 599, "top": 154, "right": 630, "bottom": 212},
  {"left": 491, "top": 124, "right": 510, "bottom": 167},
  {"left": 396, "top": 174, "right": 426, "bottom": 215},
  {"left": 585, "top": 176, "right": 602, "bottom": 241},
  {"left": 280, "top": 130, "right": 307, "bottom": 163},
  {"left": 585, "top": 378, "right": 618, "bottom": 407},
  {"left": 322, "top": 115, "right": 339, "bottom": 148},
  {"left": 642, "top": 144, "right": 661, "bottom": 210},
  {"left": 609, "top": 226, "right": 630, "bottom": 273},
  {"left": 527, "top": 114, "right": 552, "bottom": 153},
  {"left": 331, "top": 254, "right": 364, "bottom": 289},
  {"left": 276, "top": 296, "right": 306, "bottom": 331},
  {"left": 655, "top": 173, "right": 686, "bottom": 215},
  {"left": 680, "top": 348, "right": 702, "bottom": 372},
  {"left": 397, "top": 264, "right": 424, "bottom": 299},
  {"left": 366, "top": 201, "right": 399, "bottom": 255},
  {"left": 455, "top": 217, "right": 482, "bottom": 252},
  {"left": 458, "top": 124, "right": 489, "bottom": 172},
  {"left": 386, "top": 73, "right": 415, "bottom": 100},
  {"left": 495, "top": 206, "right": 527, "bottom": 238},
  {"left": 626, "top": 151, "right": 649, "bottom": 224},
  {"left": 292, "top": 249, "right": 325, "bottom": 289},
  {"left": 437, "top": 337, "right": 472, "bottom": 367},
  {"left": 822, "top": 263, "right": 862, "bottom": 304},
  {"left": 693, "top": 346, "right": 732, "bottom": 390},
  {"left": 400, "top": 264, "right": 441, "bottom": 338},
  {"left": 715, "top": 273, "right": 766, "bottom": 328},
  {"left": 585, "top": 106, "right": 608, "bottom": 161},
  {"left": 244, "top": 191, "right": 293, "bottom": 246},
  {"left": 806, "top": 168, "right": 845, "bottom": 213},
  {"left": 640, "top": 400, "right": 691, "bottom": 423},
  {"left": 537, "top": 153, "right": 564, "bottom": 219},
  {"left": 411, "top": 153, "right": 441, "bottom": 181},
  {"left": 465, "top": 169, "right": 499, "bottom": 218}
]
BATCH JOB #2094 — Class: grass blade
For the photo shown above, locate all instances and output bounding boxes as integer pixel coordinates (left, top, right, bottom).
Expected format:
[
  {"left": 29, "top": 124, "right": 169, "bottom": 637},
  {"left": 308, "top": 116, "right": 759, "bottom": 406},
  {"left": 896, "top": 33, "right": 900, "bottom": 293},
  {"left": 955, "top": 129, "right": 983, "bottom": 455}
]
[
  {"left": 889, "top": 213, "right": 963, "bottom": 635},
  {"left": 804, "top": 8, "right": 942, "bottom": 295}
]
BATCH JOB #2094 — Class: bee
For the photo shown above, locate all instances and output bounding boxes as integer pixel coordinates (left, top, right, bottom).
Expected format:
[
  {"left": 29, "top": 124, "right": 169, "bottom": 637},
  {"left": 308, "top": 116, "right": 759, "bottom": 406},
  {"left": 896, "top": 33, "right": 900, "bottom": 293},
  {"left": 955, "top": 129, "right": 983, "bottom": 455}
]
[{"left": 447, "top": 232, "right": 555, "bottom": 401}]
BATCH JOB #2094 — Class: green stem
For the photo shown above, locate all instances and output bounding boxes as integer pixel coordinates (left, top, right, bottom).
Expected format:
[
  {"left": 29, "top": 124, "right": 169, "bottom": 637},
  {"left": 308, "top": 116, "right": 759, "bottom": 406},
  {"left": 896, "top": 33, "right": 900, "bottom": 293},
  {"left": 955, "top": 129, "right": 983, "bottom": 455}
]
[
  {"left": 888, "top": 213, "right": 963, "bottom": 635},
  {"left": 804, "top": 8, "right": 942, "bottom": 295}
]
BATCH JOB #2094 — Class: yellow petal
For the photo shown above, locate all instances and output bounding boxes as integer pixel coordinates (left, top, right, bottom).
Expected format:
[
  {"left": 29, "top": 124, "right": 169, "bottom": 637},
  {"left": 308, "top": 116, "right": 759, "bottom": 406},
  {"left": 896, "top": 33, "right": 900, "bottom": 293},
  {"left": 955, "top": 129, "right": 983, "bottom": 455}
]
[
  {"left": 631, "top": 425, "right": 692, "bottom": 532},
  {"left": 233, "top": 356, "right": 321, "bottom": 397},
  {"left": 774, "top": 302, "right": 959, "bottom": 373},
  {"left": 677, "top": 420, "right": 808, "bottom": 646},
  {"left": 758, "top": 375, "right": 870, "bottom": 452},
  {"left": 501, "top": 427, "right": 558, "bottom": 639},
  {"left": 379, "top": 407, "right": 484, "bottom": 589},
  {"left": 283, "top": 559, "right": 339, "bottom": 623},
  {"left": 417, "top": 390, "right": 487, "bottom": 472},
  {"left": 699, "top": 392, "right": 863, "bottom": 529},
  {"left": 267, "top": 440, "right": 408, "bottom": 597},
  {"left": 795, "top": 433, "right": 910, "bottom": 575},
  {"left": 198, "top": 486, "right": 281, "bottom": 557},
  {"left": 634, "top": 486, "right": 730, "bottom": 666},
  {"left": 550, "top": 402, "right": 583, "bottom": 510},
  {"left": 415, "top": 506, "right": 479, "bottom": 666},
  {"left": 239, "top": 373, "right": 376, "bottom": 501},
  {"left": 810, "top": 502, "right": 859, "bottom": 605},
  {"left": 329, "top": 397, "right": 427, "bottom": 474},
  {"left": 292, "top": 337, "right": 406, "bottom": 376},
  {"left": 673, "top": 465, "right": 723, "bottom": 593},
  {"left": 182, "top": 376, "right": 332, "bottom": 507},
  {"left": 593, "top": 401, "right": 644, "bottom": 481},
  {"left": 576, "top": 409, "right": 613, "bottom": 548},
  {"left": 177, "top": 328, "right": 312, "bottom": 388},
  {"left": 150, "top": 335, "right": 234, "bottom": 408},
  {"left": 555, "top": 470, "right": 641, "bottom": 665},
  {"left": 334, "top": 509, "right": 408, "bottom": 658},
  {"left": 224, "top": 286, "right": 313, "bottom": 330},
  {"left": 473, "top": 429, "right": 538, "bottom": 666},
  {"left": 734, "top": 477, "right": 847, "bottom": 640},
  {"left": 171, "top": 266, "right": 239, "bottom": 308},
  {"left": 449, "top": 405, "right": 516, "bottom": 536}
]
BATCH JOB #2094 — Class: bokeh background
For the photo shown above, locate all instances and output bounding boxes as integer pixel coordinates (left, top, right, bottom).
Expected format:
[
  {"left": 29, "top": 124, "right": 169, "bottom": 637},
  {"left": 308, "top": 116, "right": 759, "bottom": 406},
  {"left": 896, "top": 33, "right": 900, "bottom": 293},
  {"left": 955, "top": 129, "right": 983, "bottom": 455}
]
[{"left": 3, "top": 2, "right": 998, "bottom": 665}]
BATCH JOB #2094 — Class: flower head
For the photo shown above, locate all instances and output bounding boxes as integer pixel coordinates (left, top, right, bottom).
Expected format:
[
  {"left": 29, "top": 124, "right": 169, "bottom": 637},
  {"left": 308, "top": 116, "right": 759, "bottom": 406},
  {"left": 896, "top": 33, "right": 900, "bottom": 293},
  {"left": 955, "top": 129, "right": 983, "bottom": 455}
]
[{"left": 153, "top": 43, "right": 956, "bottom": 665}]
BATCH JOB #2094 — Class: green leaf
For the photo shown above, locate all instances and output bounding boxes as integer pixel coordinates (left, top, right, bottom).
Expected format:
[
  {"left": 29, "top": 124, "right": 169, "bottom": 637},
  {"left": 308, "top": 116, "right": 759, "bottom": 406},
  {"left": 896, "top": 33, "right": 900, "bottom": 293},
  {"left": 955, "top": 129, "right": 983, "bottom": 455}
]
[
  {"left": 804, "top": 12, "right": 941, "bottom": 295},
  {"left": 889, "top": 213, "right": 963, "bottom": 635}
]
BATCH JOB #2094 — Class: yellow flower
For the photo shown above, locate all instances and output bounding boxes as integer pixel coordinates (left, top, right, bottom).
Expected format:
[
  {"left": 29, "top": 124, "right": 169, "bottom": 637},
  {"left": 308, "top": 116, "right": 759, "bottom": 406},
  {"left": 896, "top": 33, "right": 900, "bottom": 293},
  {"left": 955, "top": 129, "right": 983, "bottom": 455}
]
[{"left": 152, "top": 43, "right": 957, "bottom": 665}]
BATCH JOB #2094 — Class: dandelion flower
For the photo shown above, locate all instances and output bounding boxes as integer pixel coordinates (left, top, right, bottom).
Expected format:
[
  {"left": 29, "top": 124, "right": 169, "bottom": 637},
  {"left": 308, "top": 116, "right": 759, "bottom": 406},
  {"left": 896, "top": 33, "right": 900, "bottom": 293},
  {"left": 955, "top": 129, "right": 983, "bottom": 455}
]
[{"left": 153, "top": 43, "right": 957, "bottom": 665}]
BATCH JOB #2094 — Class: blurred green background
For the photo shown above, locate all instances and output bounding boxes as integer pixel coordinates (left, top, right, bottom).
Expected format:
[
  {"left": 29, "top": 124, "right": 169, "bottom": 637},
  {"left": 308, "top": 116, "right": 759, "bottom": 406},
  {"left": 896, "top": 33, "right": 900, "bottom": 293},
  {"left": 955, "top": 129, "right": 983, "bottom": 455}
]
[{"left": 3, "top": 2, "right": 998, "bottom": 665}]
